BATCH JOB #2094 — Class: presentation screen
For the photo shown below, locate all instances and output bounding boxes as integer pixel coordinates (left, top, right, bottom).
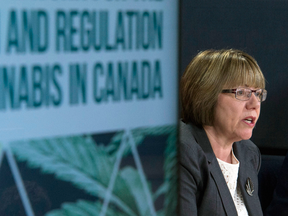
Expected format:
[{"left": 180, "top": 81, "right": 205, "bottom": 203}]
[{"left": 0, "top": 0, "right": 179, "bottom": 215}]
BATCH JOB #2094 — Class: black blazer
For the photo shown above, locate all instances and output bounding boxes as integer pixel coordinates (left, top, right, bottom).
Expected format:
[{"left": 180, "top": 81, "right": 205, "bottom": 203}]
[{"left": 179, "top": 121, "right": 263, "bottom": 216}]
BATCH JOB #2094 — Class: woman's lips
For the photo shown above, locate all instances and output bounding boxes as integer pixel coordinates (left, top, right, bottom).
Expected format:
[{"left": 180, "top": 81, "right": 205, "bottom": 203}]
[{"left": 242, "top": 116, "right": 256, "bottom": 126}]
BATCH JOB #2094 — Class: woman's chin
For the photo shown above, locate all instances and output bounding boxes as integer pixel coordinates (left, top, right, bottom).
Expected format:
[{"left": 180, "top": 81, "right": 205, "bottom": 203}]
[{"left": 240, "top": 131, "right": 253, "bottom": 140}]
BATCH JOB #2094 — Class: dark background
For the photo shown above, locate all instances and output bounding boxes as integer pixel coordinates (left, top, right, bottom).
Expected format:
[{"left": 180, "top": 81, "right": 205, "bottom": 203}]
[{"left": 180, "top": 0, "right": 288, "bottom": 155}]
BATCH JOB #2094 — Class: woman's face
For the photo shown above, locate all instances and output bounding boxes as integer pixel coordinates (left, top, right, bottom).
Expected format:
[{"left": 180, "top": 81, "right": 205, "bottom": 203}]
[{"left": 213, "top": 86, "right": 261, "bottom": 142}]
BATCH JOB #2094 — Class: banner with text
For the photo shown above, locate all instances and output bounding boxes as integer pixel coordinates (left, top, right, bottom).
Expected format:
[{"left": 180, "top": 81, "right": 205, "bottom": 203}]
[{"left": 0, "top": 0, "right": 179, "bottom": 216}]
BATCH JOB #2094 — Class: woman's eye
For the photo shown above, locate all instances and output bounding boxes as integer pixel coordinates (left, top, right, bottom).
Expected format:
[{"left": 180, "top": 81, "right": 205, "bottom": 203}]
[
  {"left": 237, "top": 90, "right": 244, "bottom": 96},
  {"left": 255, "top": 91, "right": 262, "bottom": 97}
]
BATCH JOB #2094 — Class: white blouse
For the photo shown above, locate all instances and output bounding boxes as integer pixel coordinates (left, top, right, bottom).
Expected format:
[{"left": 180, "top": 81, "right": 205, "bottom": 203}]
[{"left": 217, "top": 154, "right": 249, "bottom": 216}]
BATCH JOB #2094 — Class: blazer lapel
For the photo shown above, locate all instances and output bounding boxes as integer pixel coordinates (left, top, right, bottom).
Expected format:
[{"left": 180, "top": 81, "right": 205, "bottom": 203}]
[
  {"left": 190, "top": 124, "right": 238, "bottom": 216},
  {"left": 210, "top": 162, "right": 238, "bottom": 215},
  {"left": 234, "top": 142, "right": 263, "bottom": 216}
]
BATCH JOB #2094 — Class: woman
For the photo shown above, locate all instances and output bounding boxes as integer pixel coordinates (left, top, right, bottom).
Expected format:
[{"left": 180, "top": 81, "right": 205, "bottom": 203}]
[{"left": 179, "top": 49, "right": 267, "bottom": 216}]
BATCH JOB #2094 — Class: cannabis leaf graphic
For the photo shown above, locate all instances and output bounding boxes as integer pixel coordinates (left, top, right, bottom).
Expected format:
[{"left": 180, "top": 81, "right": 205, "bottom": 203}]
[{"left": 10, "top": 125, "right": 177, "bottom": 216}]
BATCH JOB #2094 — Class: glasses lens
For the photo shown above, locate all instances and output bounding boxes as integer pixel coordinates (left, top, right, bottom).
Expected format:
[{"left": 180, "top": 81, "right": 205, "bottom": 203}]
[
  {"left": 234, "top": 88, "right": 267, "bottom": 102},
  {"left": 255, "top": 89, "right": 268, "bottom": 102},
  {"left": 236, "top": 88, "right": 250, "bottom": 100},
  {"left": 261, "top": 90, "right": 267, "bottom": 102},
  {"left": 255, "top": 89, "right": 263, "bottom": 101}
]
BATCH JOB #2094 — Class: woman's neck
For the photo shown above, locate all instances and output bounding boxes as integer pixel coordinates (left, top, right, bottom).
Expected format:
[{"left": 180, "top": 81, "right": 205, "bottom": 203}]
[{"left": 203, "top": 125, "right": 233, "bottom": 163}]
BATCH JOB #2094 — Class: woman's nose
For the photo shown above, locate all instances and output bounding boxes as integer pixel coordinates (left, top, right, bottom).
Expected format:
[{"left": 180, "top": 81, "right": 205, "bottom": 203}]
[{"left": 246, "top": 93, "right": 260, "bottom": 109}]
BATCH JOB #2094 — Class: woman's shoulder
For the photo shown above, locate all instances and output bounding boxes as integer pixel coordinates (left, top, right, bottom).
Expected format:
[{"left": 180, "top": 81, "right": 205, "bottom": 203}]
[
  {"left": 179, "top": 121, "right": 210, "bottom": 183},
  {"left": 234, "top": 139, "right": 261, "bottom": 170},
  {"left": 179, "top": 121, "right": 196, "bottom": 145},
  {"left": 179, "top": 121, "right": 209, "bottom": 164},
  {"left": 236, "top": 139, "right": 260, "bottom": 155},
  {"left": 179, "top": 121, "right": 202, "bottom": 152}
]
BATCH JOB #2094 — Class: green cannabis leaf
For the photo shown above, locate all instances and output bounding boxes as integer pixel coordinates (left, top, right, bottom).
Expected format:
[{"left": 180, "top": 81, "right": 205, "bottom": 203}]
[
  {"left": 10, "top": 125, "right": 177, "bottom": 216},
  {"left": 10, "top": 136, "right": 138, "bottom": 216}
]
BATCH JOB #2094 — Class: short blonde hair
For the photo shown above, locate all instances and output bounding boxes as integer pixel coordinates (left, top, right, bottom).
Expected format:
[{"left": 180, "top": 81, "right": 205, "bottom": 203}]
[{"left": 180, "top": 49, "right": 265, "bottom": 126}]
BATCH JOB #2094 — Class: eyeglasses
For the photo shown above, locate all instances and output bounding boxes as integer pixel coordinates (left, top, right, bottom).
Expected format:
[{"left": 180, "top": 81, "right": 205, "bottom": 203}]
[{"left": 222, "top": 87, "right": 267, "bottom": 102}]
